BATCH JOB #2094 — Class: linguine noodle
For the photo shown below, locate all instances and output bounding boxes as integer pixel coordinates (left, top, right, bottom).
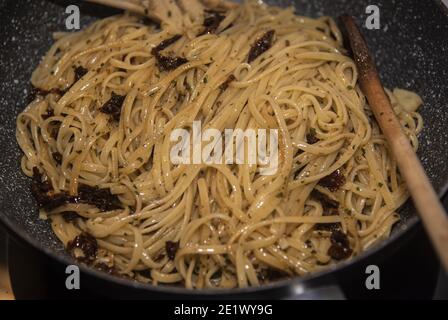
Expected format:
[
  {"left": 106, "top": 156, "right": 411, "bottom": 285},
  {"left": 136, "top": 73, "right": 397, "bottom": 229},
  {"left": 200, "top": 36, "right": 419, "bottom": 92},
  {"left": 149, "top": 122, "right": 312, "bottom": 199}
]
[{"left": 16, "top": 0, "right": 423, "bottom": 288}]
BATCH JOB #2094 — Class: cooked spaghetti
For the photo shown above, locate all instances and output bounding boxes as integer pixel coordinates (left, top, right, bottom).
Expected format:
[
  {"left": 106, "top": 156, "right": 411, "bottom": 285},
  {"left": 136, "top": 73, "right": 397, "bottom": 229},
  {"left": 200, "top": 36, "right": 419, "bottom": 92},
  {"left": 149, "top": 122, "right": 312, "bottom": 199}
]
[{"left": 16, "top": 0, "right": 423, "bottom": 288}]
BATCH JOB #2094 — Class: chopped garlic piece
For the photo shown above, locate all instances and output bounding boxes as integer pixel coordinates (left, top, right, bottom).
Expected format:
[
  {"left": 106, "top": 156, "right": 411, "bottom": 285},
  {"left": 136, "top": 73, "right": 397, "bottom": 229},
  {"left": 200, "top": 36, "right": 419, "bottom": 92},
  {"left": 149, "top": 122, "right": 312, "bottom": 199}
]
[
  {"left": 278, "top": 238, "right": 289, "bottom": 250},
  {"left": 38, "top": 209, "right": 48, "bottom": 220},
  {"left": 393, "top": 88, "right": 423, "bottom": 112}
]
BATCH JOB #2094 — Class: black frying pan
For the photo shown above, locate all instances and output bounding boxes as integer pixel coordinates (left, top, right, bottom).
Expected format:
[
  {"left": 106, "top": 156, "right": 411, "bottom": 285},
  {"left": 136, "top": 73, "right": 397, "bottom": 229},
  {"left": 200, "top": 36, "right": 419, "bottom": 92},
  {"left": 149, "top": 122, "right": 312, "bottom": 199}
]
[{"left": 0, "top": 0, "right": 447, "bottom": 299}]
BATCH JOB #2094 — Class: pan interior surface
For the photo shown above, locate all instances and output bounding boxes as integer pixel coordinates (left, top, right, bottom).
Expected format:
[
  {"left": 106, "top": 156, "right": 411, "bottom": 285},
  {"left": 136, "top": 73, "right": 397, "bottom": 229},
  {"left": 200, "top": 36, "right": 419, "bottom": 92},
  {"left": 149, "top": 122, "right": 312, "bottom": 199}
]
[{"left": 0, "top": 0, "right": 447, "bottom": 292}]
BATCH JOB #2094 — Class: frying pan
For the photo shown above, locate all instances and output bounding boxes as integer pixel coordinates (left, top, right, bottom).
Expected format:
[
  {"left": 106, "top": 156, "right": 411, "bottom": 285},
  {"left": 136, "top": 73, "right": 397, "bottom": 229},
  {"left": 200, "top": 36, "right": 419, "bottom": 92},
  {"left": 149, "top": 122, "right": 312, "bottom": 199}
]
[{"left": 0, "top": 0, "right": 447, "bottom": 299}]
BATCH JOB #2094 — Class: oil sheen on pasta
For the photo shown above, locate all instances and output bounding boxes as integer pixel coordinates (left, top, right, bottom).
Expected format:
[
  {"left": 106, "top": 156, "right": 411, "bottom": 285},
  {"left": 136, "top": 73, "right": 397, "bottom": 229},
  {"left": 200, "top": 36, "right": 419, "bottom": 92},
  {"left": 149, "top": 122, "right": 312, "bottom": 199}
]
[{"left": 16, "top": 0, "right": 423, "bottom": 288}]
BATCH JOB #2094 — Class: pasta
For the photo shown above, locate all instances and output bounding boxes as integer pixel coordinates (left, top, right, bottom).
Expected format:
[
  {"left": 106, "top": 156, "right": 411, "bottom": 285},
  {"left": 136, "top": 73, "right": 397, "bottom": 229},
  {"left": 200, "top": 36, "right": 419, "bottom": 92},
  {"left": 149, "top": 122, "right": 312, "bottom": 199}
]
[{"left": 16, "top": 0, "right": 423, "bottom": 288}]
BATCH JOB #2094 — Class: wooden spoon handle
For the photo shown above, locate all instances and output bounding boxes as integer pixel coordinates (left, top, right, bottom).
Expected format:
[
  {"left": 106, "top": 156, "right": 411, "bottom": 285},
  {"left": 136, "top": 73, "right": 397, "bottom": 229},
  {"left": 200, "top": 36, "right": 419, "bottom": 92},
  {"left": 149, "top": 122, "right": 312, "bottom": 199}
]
[
  {"left": 341, "top": 15, "right": 448, "bottom": 271},
  {"left": 86, "top": 0, "right": 146, "bottom": 15},
  {"left": 85, "top": 0, "right": 237, "bottom": 23}
]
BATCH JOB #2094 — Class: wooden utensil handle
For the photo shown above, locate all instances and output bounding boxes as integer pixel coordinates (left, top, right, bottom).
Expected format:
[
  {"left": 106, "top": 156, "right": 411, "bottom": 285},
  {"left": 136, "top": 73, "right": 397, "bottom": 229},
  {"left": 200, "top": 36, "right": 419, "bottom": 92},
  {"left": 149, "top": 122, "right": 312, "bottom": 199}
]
[
  {"left": 85, "top": 0, "right": 238, "bottom": 21},
  {"left": 86, "top": 0, "right": 146, "bottom": 15},
  {"left": 341, "top": 15, "right": 448, "bottom": 271}
]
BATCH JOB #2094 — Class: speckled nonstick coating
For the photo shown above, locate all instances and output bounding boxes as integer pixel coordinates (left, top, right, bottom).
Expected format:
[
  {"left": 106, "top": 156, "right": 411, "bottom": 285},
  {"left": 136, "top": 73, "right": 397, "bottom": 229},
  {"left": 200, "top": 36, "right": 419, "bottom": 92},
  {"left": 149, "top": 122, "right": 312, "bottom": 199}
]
[{"left": 0, "top": 0, "right": 447, "bottom": 297}]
